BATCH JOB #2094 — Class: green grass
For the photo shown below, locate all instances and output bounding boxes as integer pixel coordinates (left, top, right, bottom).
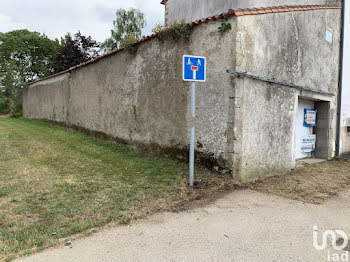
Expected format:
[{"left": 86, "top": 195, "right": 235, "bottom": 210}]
[{"left": 0, "top": 117, "right": 227, "bottom": 261}]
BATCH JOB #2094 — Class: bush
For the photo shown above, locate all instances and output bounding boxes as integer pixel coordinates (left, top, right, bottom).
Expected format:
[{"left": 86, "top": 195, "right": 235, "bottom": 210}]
[
  {"left": 10, "top": 103, "right": 22, "bottom": 117},
  {"left": 152, "top": 24, "right": 168, "bottom": 40},
  {"left": 152, "top": 20, "right": 193, "bottom": 41},
  {"left": 9, "top": 98, "right": 22, "bottom": 118},
  {"left": 0, "top": 98, "right": 8, "bottom": 115},
  {"left": 10, "top": 104, "right": 22, "bottom": 118},
  {"left": 169, "top": 20, "right": 193, "bottom": 40},
  {"left": 121, "top": 34, "right": 138, "bottom": 50}
]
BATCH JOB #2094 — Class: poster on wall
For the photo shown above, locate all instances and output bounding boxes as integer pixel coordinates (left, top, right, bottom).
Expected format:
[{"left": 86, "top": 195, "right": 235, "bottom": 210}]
[
  {"left": 301, "top": 135, "right": 317, "bottom": 153},
  {"left": 304, "top": 109, "right": 317, "bottom": 127}
]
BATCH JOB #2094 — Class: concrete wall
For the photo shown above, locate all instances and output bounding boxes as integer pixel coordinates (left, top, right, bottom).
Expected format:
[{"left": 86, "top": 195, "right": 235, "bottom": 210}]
[
  {"left": 233, "top": 9, "right": 340, "bottom": 183},
  {"left": 340, "top": 1, "right": 350, "bottom": 154},
  {"left": 23, "top": 8, "right": 341, "bottom": 183},
  {"left": 23, "top": 19, "right": 237, "bottom": 170},
  {"left": 163, "top": 0, "right": 340, "bottom": 24},
  {"left": 23, "top": 74, "right": 70, "bottom": 123},
  {"left": 340, "top": 127, "right": 350, "bottom": 154}
]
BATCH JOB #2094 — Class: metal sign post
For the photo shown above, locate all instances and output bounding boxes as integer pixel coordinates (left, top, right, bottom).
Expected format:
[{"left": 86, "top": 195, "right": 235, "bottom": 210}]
[
  {"left": 183, "top": 55, "right": 206, "bottom": 187},
  {"left": 189, "top": 82, "right": 196, "bottom": 187}
]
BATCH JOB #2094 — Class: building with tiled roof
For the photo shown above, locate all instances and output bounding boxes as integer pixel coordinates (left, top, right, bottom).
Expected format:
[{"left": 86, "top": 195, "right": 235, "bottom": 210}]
[{"left": 161, "top": 0, "right": 341, "bottom": 24}]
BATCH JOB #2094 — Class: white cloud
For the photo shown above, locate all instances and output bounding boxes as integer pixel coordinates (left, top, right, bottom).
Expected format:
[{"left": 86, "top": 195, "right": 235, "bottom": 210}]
[
  {"left": 0, "top": 0, "right": 164, "bottom": 42},
  {"left": 0, "top": 13, "right": 25, "bottom": 32}
]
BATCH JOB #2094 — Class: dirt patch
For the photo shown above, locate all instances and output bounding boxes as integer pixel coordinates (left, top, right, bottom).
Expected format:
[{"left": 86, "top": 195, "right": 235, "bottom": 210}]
[
  {"left": 246, "top": 159, "right": 350, "bottom": 204},
  {"left": 167, "top": 170, "right": 239, "bottom": 213}
]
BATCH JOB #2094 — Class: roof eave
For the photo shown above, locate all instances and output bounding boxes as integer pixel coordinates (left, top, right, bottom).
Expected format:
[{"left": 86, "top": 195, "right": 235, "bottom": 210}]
[{"left": 28, "top": 4, "right": 341, "bottom": 86}]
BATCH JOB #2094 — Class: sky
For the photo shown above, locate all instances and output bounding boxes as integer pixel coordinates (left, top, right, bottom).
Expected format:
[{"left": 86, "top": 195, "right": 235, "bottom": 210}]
[
  {"left": 0, "top": 0, "right": 164, "bottom": 43},
  {"left": 342, "top": 1, "right": 350, "bottom": 126}
]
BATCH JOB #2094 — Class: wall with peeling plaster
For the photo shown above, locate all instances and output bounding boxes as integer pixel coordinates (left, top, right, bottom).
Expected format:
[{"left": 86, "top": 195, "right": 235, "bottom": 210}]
[
  {"left": 23, "top": 19, "right": 236, "bottom": 171},
  {"left": 232, "top": 9, "right": 340, "bottom": 183},
  {"left": 23, "top": 9, "right": 341, "bottom": 183}
]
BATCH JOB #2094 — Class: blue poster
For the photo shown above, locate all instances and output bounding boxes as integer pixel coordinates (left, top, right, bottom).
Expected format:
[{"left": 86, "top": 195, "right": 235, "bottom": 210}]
[{"left": 304, "top": 109, "right": 317, "bottom": 127}]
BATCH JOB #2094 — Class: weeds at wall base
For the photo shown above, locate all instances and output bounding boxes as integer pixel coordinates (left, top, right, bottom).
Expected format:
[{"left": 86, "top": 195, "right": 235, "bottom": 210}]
[{"left": 29, "top": 118, "right": 231, "bottom": 173}]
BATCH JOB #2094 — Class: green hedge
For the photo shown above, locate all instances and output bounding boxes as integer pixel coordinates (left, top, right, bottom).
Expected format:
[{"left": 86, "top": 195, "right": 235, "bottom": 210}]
[
  {"left": 10, "top": 103, "right": 22, "bottom": 117},
  {"left": 0, "top": 98, "right": 8, "bottom": 114}
]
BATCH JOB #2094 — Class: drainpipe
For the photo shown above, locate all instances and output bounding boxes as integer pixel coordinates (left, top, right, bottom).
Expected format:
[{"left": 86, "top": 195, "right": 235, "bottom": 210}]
[{"left": 336, "top": 0, "right": 345, "bottom": 156}]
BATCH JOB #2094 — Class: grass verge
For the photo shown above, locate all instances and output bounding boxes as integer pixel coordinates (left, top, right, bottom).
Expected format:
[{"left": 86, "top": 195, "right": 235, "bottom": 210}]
[
  {"left": 247, "top": 160, "right": 350, "bottom": 204},
  {"left": 0, "top": 117, "right": 232, "bottom": 261}
]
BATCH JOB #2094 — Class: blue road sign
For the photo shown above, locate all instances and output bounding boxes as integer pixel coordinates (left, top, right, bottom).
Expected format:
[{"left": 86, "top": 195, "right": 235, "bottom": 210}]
[{"left": 183, "top": 55, "right": 206, "bottom": 82}]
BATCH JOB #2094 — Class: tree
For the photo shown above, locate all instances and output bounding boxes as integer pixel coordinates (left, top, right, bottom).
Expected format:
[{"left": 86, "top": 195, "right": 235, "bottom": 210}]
[
  {"left": 52, "top": 32, "right": 100, "bottom": 73},
  {"left": 0, "top": 30, "right": 59, "bottom": 82},
  {"left": 0, "top": 29, "right": 59, "bottom": 113},
  {"left": 101, "top": 8, "right": 146, "bottom": 53}
]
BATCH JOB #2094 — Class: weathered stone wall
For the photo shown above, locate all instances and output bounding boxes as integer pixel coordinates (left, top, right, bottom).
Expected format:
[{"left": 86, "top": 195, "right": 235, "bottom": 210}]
[
  {"left": 23, "top": 74, "right": 70, "bottom": 123},
  {"left": 23, "top": 18, "right": 237, "bottom": 170},
  {"left": 233, "top": 9, "right": 340, "bottom": 183},
  {"left": 163, "top": 0, "right": 340, "bottom": 24},
  {"left": 23, "top": 9, "right": 341, "bottom": 183}
]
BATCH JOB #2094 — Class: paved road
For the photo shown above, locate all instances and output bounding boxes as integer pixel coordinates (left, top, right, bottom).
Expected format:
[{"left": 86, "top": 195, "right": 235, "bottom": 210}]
[{"left": 18, "top": 189, "right": 350, "bottom": 262}]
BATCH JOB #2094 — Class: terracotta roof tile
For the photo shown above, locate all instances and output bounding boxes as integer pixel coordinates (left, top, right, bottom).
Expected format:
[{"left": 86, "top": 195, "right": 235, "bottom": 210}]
[
  {"left": 250, "top": 9, "right": 260, "bottom": 15},
  {"left": 234, "top": 11, "right": 245, "bottom": 16},
  {"left": 28, "top": 4, "right": 341, "bottom": 86},
  {"left": 243, "top": 10, "right": 253, "bottom": 15},
  {"left": 257, "top": 8, "right": 266, "bottom": 14}
]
